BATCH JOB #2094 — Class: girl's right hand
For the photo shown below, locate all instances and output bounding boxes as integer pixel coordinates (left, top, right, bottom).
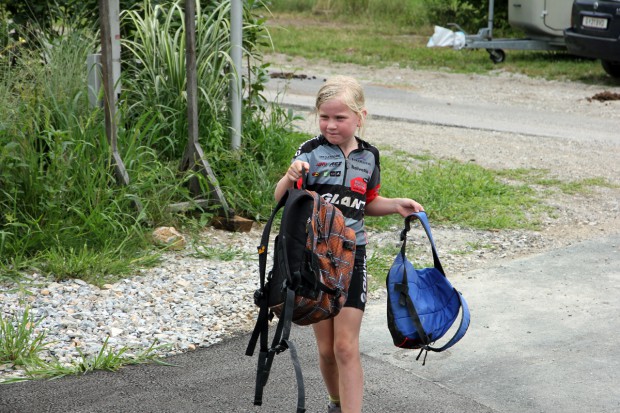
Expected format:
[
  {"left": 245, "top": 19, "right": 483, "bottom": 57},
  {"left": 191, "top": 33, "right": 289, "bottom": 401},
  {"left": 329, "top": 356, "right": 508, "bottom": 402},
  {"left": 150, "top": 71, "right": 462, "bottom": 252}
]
[{"left": 286, "top": 160, "right": 310, "bottom": 183}]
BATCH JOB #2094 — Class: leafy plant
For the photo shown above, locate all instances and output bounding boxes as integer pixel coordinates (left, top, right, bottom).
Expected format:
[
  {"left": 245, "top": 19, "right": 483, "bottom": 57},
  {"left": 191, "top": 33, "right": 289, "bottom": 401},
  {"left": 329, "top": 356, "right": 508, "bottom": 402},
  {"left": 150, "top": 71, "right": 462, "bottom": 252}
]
[
  {"left": 3, "top": 337, "right": 171, "bottom": 382},
  {"left": 0, "top": 306, "right": 52, "bottom": 366},
  {"left": 0, "top": 0, "right": 304, "bottom": 280},
  {"left": 72, "top": 337, "right": 170, "bottom": 374}
]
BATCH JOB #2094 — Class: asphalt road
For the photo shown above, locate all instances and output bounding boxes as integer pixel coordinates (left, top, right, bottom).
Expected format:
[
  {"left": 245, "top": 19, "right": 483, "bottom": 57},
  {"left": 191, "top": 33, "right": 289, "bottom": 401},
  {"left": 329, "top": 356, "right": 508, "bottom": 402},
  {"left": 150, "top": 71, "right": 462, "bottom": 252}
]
[
  {"left": 264, "top": 75, "right": 620, "bottom": 145},
  {"left": 1, "top": 78, "right": 619, "bottom": 413}
]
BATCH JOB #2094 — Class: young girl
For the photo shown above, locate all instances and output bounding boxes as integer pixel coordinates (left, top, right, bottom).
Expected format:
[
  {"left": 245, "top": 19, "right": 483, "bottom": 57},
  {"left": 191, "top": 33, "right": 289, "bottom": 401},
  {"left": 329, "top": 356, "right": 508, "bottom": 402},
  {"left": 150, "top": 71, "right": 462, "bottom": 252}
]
[{"left": 274, "top": 75, "right": 424, "bottom": 413}]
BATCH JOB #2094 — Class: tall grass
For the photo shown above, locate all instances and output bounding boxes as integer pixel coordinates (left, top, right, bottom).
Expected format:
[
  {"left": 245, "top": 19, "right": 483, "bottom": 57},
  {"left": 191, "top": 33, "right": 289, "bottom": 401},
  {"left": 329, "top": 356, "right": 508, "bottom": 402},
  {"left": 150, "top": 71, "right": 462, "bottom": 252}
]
[
  {"left": 0, "top": 0, "right": 300, "bottom": 280},
  {"left": 122, "top": 0, "right": 234, "bottom": 159},
  {"left": 0, "top": 306, "right": 52, "bottom": 366},
  {"left": 0, "top": 26, "right": 165, "bottom": 282}
]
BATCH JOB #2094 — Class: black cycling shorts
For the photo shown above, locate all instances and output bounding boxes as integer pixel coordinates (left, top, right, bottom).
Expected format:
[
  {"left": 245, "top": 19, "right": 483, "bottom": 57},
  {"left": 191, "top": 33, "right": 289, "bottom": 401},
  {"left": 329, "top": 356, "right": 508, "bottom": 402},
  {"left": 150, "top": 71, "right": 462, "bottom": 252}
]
[{"left": 344, "top": 245, "right": 367, "bottom": 312}]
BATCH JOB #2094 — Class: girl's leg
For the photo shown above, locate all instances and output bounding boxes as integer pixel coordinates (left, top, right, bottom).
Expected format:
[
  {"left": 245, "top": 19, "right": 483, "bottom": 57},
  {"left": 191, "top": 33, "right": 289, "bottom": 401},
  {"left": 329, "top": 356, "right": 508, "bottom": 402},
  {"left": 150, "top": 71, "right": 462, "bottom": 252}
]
[
  {"left": 312, "top": 318, "right": 340, "bottom": 399},
  {"left": 332, "top": 307, "right": 364, "bottom": 413}
]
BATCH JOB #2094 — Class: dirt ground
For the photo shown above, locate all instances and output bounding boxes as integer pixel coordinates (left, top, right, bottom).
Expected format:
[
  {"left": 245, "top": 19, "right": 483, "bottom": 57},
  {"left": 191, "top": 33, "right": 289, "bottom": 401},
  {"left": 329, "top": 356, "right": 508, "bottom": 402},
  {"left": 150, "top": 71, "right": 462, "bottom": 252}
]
[{"left": 264, "top": 53, "right": 620, "bottom": 276}]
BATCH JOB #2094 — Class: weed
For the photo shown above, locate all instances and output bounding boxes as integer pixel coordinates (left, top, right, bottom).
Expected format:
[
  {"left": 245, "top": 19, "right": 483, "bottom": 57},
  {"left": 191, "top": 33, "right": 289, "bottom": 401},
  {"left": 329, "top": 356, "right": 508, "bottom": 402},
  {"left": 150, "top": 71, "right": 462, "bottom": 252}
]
[{"left": 0, "top": 306, "right": 52, "bottom": 366}]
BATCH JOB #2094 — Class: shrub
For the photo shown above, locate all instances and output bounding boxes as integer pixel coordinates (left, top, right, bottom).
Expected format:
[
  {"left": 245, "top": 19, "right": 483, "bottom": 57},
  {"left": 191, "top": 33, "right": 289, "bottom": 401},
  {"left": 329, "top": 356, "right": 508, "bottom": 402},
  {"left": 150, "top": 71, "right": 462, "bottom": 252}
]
[{"left": 423, "top": 0, "right": 509, "bottom": 34}]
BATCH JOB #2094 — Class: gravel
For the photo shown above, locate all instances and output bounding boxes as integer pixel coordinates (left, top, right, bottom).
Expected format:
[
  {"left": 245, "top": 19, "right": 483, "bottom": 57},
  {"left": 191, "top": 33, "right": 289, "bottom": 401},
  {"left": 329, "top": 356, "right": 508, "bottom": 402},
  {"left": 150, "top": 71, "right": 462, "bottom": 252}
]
[{"left": 2, "top": 59, "right": 619, "bottom": 382}]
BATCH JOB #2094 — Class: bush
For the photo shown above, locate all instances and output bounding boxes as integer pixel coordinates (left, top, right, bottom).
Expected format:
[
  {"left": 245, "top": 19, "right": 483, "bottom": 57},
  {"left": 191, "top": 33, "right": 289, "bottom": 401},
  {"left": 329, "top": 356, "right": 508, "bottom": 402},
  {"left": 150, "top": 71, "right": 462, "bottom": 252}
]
[{"left": 423, "top": 0, "right": 509, "bottom": 34}]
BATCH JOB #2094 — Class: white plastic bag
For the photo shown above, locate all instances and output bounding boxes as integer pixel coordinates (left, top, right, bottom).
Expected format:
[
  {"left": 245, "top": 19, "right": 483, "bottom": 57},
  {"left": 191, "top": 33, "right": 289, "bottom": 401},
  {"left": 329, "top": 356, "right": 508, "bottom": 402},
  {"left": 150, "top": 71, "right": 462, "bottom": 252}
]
[{"left": 427, "top": 26, "right": 466, "bottom": 50}]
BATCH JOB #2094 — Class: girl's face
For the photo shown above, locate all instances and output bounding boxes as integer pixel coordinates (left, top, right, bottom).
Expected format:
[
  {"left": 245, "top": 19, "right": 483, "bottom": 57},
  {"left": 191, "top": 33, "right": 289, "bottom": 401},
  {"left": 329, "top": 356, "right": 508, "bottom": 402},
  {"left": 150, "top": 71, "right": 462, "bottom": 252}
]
[{"left": 318, "top": 97, "right": 363, "bottom": 149}]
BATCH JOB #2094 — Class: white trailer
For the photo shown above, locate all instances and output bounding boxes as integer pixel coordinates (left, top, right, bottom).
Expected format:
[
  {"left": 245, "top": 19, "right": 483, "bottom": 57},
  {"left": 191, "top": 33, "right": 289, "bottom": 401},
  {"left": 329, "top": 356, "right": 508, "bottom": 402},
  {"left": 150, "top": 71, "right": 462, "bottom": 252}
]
[{"left": 450, "top": 0, "right": 574, "bottom": 63}]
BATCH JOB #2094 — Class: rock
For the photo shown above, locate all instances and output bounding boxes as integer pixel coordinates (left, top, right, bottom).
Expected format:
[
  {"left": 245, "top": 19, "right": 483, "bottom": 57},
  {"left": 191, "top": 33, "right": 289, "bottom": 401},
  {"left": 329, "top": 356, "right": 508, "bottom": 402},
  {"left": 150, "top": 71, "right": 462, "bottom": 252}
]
[{"left": 152, "top": 227, "right": 186, "bottom": 250}]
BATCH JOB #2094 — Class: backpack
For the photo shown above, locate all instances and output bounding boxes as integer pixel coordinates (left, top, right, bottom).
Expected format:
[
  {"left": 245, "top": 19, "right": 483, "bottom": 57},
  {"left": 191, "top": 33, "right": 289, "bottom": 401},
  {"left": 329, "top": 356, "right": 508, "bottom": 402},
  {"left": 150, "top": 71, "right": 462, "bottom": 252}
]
[
  {"left": 386, "top": 212, "right": 470, "bottom": 364},
  {"left": 245, "top": 174, "right": 356, "bottom": 413}
]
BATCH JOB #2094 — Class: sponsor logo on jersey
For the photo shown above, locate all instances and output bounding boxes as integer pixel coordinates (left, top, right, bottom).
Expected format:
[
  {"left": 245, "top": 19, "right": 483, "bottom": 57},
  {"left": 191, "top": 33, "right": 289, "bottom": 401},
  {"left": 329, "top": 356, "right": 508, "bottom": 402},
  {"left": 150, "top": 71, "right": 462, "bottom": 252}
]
[
  {"left": 350, "top": 157, "right": 372, "bottom": 167},
  {"left": 350, "top": 177, "right": 367, "bottom": 194},
  {"left": 349, "top": 163, "right": 370, "bottom": 174},
  {"left": 321, "top": 193, "right": 366, "bottom": 210}
]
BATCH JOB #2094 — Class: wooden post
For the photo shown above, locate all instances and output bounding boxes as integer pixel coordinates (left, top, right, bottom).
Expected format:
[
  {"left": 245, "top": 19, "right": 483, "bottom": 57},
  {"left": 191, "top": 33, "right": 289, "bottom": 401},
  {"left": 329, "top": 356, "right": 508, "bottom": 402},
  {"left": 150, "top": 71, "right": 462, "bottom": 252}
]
[{"left": 179, "top": 0, "right": 232, "bottom": 218}]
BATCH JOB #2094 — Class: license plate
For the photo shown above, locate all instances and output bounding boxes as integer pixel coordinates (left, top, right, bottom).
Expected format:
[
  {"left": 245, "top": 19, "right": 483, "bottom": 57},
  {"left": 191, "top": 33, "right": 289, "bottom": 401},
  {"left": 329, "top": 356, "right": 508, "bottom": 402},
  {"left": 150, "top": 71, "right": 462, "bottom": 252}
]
[{"left": 582, "top": 16, "right": 608, "bottom": 29}]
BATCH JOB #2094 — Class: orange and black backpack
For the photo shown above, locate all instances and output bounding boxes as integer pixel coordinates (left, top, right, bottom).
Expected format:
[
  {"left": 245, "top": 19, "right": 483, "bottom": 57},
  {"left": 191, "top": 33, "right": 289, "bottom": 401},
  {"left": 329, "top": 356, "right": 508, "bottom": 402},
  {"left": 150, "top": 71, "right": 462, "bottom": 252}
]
[{"left": 245, "top": 171, "right": 356, "bottom": 413}]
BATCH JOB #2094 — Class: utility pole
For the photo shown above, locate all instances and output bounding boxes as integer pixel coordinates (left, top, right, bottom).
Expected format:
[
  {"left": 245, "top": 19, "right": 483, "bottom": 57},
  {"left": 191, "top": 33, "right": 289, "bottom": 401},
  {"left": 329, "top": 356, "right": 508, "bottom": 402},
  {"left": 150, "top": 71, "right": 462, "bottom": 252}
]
[{"left": 230, "top": 0, "right": 242, "bottom": 150}]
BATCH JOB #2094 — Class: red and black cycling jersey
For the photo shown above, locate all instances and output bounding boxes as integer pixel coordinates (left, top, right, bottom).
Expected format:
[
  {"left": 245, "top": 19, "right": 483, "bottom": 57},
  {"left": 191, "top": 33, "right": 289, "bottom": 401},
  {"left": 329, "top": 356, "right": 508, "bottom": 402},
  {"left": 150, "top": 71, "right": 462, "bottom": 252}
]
[{"left": 293, "top": 134, "right": 381, "bottom": 245}]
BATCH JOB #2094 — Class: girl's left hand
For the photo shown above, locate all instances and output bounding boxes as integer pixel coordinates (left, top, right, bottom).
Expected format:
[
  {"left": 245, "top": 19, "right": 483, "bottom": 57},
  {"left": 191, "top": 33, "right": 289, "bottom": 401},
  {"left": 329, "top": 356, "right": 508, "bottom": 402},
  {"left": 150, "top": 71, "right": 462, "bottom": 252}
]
[{"left": 395, "top": 198, "right": 424, "bottom": 217}]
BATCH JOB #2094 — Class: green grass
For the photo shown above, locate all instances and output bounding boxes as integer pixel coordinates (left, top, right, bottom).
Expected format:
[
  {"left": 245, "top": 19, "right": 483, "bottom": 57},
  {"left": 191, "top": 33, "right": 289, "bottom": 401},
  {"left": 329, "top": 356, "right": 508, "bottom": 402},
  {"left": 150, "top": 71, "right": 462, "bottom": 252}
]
[
  {"left": 370, "top": 150, "right": 543, "bottom": 231},
  {"left": 190, "top": 243, "right": 254, "bottom": 261},
  {"left": 495, "top": 168, "right": 617, "bottom": 194},
  {"left": 0, "top": 0, "right": 297, "bottom": 281},
  {"left": 262, "top": 11, "right": 617, "bottom": 84}
]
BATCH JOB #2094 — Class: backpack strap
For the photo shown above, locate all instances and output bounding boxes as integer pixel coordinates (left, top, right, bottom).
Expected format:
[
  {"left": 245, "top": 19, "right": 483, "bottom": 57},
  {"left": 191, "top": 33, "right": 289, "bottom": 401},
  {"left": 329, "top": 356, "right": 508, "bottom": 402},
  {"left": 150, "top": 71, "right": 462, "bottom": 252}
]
[
  {"left": 426, "top": 292, "right": 470, "bottom": 352},
  {"left": 394, "top": 236, "right": 432, "bottom": 351},
  {"left": 398, "top": 212, "right": 471, "bottom": 358},
  {"left": 246, "top": 189, "right": 307, "bottom": 412},
  {"left": 300, "top": 166, "right": 309, "bottom": 189},
  {"left": 245, "top": 191, "right": 289, "bottom": 357},
  {"left": 252, "top": 284, "right": 306, "bottom": 412}
]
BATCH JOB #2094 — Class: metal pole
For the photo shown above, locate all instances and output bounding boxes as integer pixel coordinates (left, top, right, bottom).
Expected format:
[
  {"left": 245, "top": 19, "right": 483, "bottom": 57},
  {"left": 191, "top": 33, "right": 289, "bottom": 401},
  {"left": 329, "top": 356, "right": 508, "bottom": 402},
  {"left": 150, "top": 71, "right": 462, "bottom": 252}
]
[
  {"left": 488, "top": 0, "right": 495, "bottom": 38},
  {"left": 99, "top": 0, "right": 128, "bottom": 186},
  {"left": 109, "top": 0, "right": 122, "bottom": 101},
  {"left": 230, "top": 0, "right": 242, "bottom": 150}
]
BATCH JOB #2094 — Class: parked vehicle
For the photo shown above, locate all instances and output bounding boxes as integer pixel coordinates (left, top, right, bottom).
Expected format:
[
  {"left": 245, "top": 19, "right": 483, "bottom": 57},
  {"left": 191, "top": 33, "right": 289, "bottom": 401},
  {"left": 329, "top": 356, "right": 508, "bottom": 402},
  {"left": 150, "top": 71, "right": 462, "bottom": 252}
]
[{"left": 564, "top": 0, "right": 620, "bottom": 78}]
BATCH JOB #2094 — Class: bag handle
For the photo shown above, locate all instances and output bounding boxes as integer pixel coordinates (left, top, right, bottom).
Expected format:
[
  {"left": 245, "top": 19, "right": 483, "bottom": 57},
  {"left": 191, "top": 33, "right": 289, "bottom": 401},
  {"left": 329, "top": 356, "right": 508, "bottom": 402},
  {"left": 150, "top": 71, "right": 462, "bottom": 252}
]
[
  {"left": 401, "top": 211, "right": 445, "bottom": 276},
  {"left": 300, "top": 166, "right": 308, "bottom": 190}
]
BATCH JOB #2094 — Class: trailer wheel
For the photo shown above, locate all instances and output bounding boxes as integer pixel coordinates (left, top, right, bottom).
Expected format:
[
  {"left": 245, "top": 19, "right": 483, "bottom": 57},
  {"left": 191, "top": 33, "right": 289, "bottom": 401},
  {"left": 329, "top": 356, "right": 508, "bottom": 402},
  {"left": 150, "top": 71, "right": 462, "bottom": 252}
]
[
  {"left": 601, "top": 60, "right": 620, "bottom": 78},
  {"left": 487, "top": 49, "right": 505, "bottom": 64}
]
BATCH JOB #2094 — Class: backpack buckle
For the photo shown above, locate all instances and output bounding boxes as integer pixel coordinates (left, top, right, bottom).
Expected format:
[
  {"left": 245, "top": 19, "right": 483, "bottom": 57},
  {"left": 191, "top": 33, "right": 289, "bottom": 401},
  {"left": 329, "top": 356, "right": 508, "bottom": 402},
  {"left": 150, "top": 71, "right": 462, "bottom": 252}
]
[
  {"left": 253, "top": 289, "right": 264, "bottom": 305},
  {"left": 273, "top": 340, "right": 289, "bottom": 354}
]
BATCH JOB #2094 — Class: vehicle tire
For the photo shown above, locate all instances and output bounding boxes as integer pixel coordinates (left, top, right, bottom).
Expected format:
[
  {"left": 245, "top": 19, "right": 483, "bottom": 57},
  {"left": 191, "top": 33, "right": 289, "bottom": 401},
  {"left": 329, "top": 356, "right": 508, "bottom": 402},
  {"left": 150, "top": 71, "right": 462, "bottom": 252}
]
[
  {"left": 601, "top": 60, "right": 620, "bottom": 78},
  {"left": 487, "top": 49, "right": 505, "bottom": 64}
]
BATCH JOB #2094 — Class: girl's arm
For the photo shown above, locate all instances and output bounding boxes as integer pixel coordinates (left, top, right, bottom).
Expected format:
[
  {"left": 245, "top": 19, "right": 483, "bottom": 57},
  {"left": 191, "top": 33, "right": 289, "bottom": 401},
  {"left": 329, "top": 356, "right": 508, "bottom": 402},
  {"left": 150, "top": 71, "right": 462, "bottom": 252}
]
[{"left": 364, "top": 195, "right": 424, "bottom": 218}]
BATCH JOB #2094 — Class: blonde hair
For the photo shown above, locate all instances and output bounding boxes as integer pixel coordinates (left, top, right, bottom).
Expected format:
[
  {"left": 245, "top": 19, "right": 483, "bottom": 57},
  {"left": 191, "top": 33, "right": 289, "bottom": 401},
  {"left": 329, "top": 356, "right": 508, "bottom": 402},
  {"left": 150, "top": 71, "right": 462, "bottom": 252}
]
[{"left": 315, "top": 75, "right": 367, "bottom": 136}]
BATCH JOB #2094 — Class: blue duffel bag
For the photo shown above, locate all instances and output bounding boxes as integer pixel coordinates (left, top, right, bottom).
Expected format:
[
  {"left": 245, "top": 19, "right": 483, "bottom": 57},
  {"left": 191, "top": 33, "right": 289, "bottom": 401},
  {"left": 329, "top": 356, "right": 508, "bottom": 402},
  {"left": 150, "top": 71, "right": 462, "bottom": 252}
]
[{"left": 386, "top": 212, "right": 470, "bottom": 364}]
